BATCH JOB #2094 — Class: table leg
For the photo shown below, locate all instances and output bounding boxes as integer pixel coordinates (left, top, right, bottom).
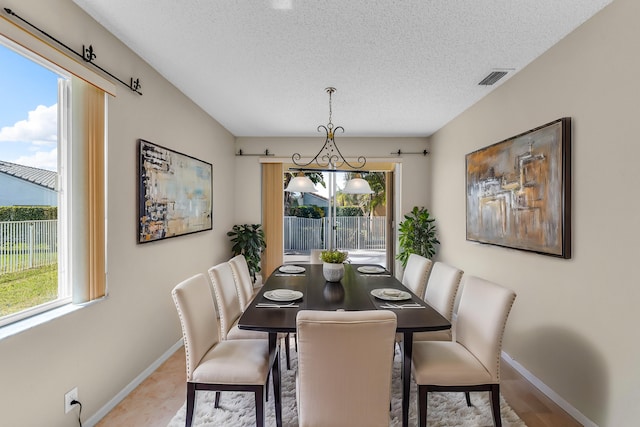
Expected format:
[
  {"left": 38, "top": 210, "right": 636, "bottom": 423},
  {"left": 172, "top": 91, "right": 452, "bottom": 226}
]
[
  {"left": 402, "top": 331, "right": 413, "bottom": 427},
  {"left": 269, "top": 333, "right": 282, "bottom": 427}
]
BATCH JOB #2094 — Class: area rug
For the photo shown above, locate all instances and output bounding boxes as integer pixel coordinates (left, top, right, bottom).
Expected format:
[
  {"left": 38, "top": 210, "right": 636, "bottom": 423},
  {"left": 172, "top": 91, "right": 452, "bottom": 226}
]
[{"left": 167, "top": 346, "right": 526, "bottom": 427}]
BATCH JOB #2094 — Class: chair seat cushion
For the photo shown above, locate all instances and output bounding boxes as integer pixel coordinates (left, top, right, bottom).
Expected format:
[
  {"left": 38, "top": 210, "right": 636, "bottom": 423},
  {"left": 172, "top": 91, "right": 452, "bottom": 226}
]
[
  {"left": 412, "top": 341, "right": 493, "bottom": 386},
  {"left": 227, "top": 319, "right": 269, "bottom": 340},
  {"left": 192, "top": 339, "right": 270, "bottom": 385},
  {"left": 413, "top": 329, "right": 452, "bottom": 342},
  {"left": 226, "top": 318, "right": 288, "bottom": 341}
]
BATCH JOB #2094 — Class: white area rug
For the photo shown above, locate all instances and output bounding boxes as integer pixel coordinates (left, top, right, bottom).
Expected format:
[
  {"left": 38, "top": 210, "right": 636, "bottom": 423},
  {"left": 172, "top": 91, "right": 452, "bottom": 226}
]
[{"left": 168, "top": 346, "right": 526, "bottom": 427}]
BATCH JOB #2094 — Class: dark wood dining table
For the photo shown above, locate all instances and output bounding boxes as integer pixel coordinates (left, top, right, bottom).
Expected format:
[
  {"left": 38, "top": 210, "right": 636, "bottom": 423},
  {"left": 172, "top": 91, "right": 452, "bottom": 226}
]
[{"left": 238, "top": 263, "right": 451, "bottom": 427}]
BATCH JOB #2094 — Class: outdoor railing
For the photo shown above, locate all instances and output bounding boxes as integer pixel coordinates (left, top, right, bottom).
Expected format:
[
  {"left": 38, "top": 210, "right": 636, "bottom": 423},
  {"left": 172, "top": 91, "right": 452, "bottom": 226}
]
[
  {"left": 284, "top": 216, "right": 386, "bottom": 252},
  {"left": 0, "top": 220, "right": 57, "bottom": 274}
]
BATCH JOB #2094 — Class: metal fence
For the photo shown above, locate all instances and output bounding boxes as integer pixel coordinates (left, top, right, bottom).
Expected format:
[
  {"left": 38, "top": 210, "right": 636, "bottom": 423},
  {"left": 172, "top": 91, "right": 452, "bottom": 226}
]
[
  {"left": 284, "top": 216, "right": 386, "bottom": 252},
  {"left": 0, "top": 220, "right": 58, "bottom": 274}
]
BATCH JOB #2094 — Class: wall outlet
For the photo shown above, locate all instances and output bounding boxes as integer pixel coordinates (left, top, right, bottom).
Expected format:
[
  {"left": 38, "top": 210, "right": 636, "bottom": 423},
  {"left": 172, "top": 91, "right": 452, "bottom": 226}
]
[{"left": 64, "top": 387, "right": 78, "bottom": 414}]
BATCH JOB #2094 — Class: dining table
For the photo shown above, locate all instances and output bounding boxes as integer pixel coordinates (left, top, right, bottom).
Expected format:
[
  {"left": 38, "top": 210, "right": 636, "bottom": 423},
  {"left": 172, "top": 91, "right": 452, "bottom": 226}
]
[{"left": 238, "top": 262, "right": 451, "bottom": 427}]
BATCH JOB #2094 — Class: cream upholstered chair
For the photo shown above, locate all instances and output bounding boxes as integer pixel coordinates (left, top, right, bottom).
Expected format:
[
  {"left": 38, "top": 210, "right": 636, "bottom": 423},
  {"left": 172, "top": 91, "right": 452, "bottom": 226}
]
[
  {"left": 296, "top": 310, "right": 397, "bottom": 427},
  {"left": 309, "top": 249, "right": 323, "bottom": 264},
  {"left": 395, "top": 254, "right": 434, "bottom": 346},
  {"left": 412, "top": 276, "right": 516, "bottom": 427},
  {"left": 208, "top": 262, "right": 291, "bottom": 368},
  {"left": 402, "top": 253, "right": 433, "bottom": 299},
  {"left": 413, "top": 262, "right": 463, "bottom": 342},
  {"left": 228, "top": 254, "right": 259, "bottom": 311},
  {"left": 171, "top": 273, "right": 277, "bottom": 427}
]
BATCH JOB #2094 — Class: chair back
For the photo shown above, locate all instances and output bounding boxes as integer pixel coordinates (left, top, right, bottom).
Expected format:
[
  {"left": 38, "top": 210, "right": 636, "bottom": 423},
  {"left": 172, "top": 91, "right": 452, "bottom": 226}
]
[
  {"left": 228, "top": 254, "right": 254, "bottom": 311},
  {"left": 455, "top": 276, "right": 516, "bottom": 382},
  {"left": 171, "top": 274, "right": 220, "bottom": 382},
  {"left": 296, "top": 310, "right": 397, "bottom": 427},
  {"left": 424, "top": 262, "right": 463, "bottom": 321},
  {"left": 402, "top": 253, "right": 433, "bottom": 299},
  {"left": 208, "top": 262, "right": 243, "bottom": 340},
  {"left": 309, "top": 249, "right": 323, "bottom": 264}
]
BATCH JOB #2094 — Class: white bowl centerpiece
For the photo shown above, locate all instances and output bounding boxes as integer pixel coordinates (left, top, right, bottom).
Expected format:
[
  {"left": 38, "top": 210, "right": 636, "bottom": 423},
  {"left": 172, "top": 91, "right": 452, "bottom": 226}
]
[{"left": 320, "top": 250, "right": 348, "bottom": 282}]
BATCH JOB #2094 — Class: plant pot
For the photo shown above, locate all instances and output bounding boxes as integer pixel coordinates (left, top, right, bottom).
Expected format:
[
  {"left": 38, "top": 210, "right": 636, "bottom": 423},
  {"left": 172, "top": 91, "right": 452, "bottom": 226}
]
[{"left": 323, "top": 262, "right": 345, "bottom": 282}]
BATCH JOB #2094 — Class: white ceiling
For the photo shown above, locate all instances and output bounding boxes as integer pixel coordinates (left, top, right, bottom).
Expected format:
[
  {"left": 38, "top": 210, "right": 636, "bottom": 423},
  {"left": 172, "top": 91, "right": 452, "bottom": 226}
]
[{"left": 72, "top": 0, "right": 612, "bottom": 138}]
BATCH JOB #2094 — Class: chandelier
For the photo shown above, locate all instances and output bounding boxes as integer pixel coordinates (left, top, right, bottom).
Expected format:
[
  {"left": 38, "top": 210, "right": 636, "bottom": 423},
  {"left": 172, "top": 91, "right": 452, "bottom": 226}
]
[{"left": 285, "top": 87, "right": 373, "bottom": 194}]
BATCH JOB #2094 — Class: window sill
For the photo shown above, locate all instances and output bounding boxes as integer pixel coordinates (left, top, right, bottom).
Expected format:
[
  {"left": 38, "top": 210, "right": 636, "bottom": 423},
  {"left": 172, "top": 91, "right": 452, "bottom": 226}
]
[{"left": 0, "top": 298, "right": 104, "bottom": 342}]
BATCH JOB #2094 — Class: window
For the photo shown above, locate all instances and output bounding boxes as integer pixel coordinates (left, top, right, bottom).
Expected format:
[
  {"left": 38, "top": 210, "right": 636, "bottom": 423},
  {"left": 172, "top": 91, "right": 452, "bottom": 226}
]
[{"left": 0, "top": 31, "right": 107, "bottom": 328}]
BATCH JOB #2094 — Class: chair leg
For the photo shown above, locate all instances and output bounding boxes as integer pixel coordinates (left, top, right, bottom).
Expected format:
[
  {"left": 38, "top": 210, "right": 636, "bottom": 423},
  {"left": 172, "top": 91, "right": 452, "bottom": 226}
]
[
  {"left": 465, "top": 391, "right": 472, "bottom": 406},
  {"left": 418, "top": 385, "right": 428, "bottom": 427},
  {"left": 186, "top": 383, "right": 196, "bottom": 427},
  {"left": 294, "top": 332, "right": 298, "bottom": 352},
  {"left": 490, "top": 384, "right": 502, "bottom": 427},
  {"left": 266, "top": 370, "right": 270, "bottom": 402},
  {"left": 214, "top": 391, "right": 221, "bottom": 408},
  {"left": 255, "top": 387, "right": 265, "bottom": 427},
  {"left": 285, "top": 334, "right": 291, "bottom": 370}
]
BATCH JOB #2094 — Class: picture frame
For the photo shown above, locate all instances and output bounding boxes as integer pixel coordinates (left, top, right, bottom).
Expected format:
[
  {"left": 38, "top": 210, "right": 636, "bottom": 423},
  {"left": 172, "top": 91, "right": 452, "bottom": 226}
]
[
  {"left": 465, "top": 118, "right": 571, "bottom": 258},
  {"left": 138, "top": 139, "right": 213, "bottom": 243}
]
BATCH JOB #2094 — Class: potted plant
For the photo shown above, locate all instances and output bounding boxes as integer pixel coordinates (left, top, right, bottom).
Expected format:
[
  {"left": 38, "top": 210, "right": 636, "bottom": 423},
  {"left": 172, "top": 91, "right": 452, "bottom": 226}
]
[
  {"left": 320, "top": 249, "right": 348, "bottom": 282},
  {"left": 396, "top": 206, "right": 440, "bottom": 268},
  {"left": 227, "top": 224, "right": 267, "bottom": 282}
]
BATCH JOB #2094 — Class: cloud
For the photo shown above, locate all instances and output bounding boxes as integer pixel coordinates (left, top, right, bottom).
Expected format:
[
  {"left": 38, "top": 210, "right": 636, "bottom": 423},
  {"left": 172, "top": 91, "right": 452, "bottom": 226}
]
[
  {"left": 0, "top": 104, "right": 57, "bottom": 145},
  {"left": 14, "top": 148, "right": 58, "bottom": 171}
]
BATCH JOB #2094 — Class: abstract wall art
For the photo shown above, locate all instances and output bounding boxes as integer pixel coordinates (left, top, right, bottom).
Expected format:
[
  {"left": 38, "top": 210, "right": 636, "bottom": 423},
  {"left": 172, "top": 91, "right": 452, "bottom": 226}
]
[
  {"left": 138, "top": 139, "right": 212, "bottom": 243},
  {"left": 465, "top": 118, "right": 571, "bottom": 258}
]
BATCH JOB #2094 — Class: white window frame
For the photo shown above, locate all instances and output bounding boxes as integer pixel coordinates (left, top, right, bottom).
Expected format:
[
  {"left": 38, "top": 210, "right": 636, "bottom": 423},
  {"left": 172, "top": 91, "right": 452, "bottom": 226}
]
[{"left": 0, "top": 36, "right": 73, "bottom": 327}]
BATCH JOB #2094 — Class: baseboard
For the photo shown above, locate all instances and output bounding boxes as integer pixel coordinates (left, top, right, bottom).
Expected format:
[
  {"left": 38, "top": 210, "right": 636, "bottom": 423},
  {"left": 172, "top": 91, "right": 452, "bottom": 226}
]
[
  {"left": 501, "top": 351, "right": 598, "bottom": 427},
  {"left": 84, "top": 339, "right": 184, "bottom": 427}
]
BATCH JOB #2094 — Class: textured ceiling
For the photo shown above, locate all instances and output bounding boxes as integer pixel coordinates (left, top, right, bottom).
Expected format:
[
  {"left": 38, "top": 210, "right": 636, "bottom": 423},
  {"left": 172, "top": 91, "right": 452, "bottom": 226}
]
[{"left": 72, "top": 0, "right": 612, "bottom": 137}]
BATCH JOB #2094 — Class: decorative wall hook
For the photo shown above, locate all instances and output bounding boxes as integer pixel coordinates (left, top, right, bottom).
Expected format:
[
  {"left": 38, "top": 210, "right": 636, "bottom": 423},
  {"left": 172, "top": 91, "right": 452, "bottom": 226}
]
[{"left": 82, "top": 44, "right": 96, "bottom": 63}]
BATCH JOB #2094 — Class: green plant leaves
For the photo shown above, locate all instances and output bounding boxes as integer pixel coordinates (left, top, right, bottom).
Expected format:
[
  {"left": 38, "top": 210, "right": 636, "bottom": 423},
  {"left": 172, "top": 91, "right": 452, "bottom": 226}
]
[
  {"left": 227, "top": 224, "right": 266, "bottom": 281},
  {"left": 396, "top": 206, "right": 440, "bottom": 268}
]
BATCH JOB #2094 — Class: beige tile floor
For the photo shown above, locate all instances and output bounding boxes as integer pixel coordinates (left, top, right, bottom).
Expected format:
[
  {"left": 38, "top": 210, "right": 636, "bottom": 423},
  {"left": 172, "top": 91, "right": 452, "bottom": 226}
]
[{"left": 97, "top": 346, "right": 581, "bottom": 427}]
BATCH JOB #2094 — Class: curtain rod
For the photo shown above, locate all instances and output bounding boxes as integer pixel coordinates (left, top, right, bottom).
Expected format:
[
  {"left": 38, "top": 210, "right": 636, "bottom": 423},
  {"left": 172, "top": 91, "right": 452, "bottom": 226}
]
[
  {"left": 3, "top": 8, "right": 143, "bottom": 95},
  {"left": 235, "top": 149, "right": 273, "bottom": 157},
  {"left": 391, "top": 149, "right": 429, "bottom": 156}
]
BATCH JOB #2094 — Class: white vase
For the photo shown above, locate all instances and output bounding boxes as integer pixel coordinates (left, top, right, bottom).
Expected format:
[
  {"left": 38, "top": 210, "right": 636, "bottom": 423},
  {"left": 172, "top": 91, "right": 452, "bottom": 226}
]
[{"left": 323, "top": 262, "right": 345, "bottom": 282}]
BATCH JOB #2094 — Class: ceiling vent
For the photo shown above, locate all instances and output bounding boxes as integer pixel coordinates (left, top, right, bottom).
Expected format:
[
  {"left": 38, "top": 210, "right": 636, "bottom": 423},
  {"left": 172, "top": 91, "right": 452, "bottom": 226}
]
[{"left": 478, "top": 70, "right": 509, "bottom": 86}]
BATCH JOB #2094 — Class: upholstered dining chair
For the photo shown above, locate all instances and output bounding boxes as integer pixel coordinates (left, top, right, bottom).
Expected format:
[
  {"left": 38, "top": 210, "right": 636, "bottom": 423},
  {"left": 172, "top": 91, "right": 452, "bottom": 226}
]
[
  {"left": 412, "top": 275, "right": 517, "bottom": 427},
  {"left": 171, "top": 273, "right": 278, "bottom": 427},
  {"left": 296, "top": 310, "right": 397, "bottom": 427},
  {"left": 413, "top": 262, "right": 463, "bottom": 342},
  {"left": 228, "top": 254, "right": 259, "bottom": 311},
  {"left": 402, "top": 253, "right": 433, "bottom": 299},
  {"left": 208, "top": 262, "right": 291, "bottom": 368}
]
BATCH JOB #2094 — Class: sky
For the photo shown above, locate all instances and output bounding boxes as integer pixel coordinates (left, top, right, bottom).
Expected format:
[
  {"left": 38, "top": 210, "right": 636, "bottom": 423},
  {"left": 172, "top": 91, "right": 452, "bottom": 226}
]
[{"left": 0, "top": 42, "right": 60, "bottom": 171}]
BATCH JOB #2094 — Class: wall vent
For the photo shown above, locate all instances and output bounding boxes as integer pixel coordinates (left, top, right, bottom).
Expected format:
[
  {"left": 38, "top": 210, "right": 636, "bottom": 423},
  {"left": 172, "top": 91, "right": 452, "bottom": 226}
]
[{"left": 478, "top": 70, "right": 509, "bottom": 86}]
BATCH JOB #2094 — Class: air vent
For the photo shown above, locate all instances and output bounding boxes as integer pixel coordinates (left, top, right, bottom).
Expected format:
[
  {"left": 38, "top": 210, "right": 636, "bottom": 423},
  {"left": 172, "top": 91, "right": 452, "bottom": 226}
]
[{"left": 478, "top": 71, "right": 509, "bottom": 86}]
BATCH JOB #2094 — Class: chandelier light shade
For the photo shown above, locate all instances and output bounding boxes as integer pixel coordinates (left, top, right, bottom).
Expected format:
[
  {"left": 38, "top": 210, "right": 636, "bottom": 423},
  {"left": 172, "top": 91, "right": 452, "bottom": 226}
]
[
  {"left": 285, "top": 172, "right": 317, "bottom": 193},
  {"left": 342, "top": 173, "right": 373, "bottom": 194}
]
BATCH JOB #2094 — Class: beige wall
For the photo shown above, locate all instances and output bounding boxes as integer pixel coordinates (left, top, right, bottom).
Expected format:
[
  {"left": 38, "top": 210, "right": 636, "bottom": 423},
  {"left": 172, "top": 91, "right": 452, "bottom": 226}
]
[
  {"left": 0, "top": 1, "right": 235, "bottom": 426},
  {"left": 429, "top": 0, "right": 639, "bottom": 425}
]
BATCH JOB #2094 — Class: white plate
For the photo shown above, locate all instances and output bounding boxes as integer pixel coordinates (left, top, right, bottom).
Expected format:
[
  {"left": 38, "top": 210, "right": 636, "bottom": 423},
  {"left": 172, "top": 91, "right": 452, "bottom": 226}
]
[
  {"left": 279, "top": 265, "right": 306, "bottom": 274},
  {"left": 371, "top": 288, "right": 412, "bottom": 301},
  {"left": 357, "top": 266, "right": 386, "bottom": 274},
  {"left": 264, "top": 289, "right": 303, "bottom": 302}
]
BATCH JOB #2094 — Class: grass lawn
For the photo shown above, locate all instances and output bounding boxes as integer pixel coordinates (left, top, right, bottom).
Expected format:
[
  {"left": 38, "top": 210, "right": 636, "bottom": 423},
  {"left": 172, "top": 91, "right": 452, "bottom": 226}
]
[{"left": 0, "top": 264, "right": 57, "bottom": 317}]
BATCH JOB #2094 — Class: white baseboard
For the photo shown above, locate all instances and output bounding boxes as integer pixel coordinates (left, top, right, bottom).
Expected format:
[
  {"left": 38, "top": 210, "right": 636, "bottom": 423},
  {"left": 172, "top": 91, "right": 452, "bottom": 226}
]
[
  {"left": 84, "top": 339, "right": 184, "bottom": 427},
  {"left": 501, "top": 351, "right": 598, "bottom": 427}
]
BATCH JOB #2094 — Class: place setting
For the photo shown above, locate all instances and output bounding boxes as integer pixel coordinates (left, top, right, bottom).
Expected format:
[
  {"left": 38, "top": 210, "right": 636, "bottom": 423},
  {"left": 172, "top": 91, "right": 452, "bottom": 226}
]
[
  {"left": 274, "top": 264, "right": 306, "bottom": 276},
  {"left": 371, "top": 288, "right": 425, "bottom": 309},
  {"left": 357, "top": 265, "right": 391, "bottom": 277},
  {"left": 257, "top": 288, "right": 303, "bottom": 308}
]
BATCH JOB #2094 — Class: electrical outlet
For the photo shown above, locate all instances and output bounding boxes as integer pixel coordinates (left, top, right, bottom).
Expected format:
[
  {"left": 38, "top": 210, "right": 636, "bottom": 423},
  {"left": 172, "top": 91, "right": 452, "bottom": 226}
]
[{"left": 64, "top": 387, "right": 78, "bottom": 414}]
